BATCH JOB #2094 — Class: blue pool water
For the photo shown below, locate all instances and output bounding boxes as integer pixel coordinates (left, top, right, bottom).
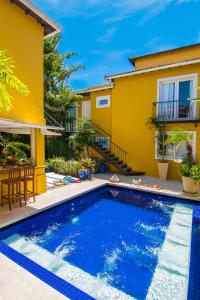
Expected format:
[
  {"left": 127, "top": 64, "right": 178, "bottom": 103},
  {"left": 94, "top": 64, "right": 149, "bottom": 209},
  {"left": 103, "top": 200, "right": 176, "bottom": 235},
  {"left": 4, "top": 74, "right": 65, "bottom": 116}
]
[{"left": 0, "top": 186, "right": 200, "bottom": 300}]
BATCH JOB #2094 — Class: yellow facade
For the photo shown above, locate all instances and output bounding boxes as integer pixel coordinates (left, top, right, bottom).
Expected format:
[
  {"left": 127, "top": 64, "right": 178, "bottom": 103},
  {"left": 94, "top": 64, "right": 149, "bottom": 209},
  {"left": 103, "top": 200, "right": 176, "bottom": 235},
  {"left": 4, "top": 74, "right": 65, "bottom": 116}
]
[
  {"left": 132, "top": 44, "right": 200, "bottom": 70},
  {"left": 78, "top": 89, "right": 112, "bottom": 135},
  {"left": 80, "top": 45, "right": 200, "bottom": 180},
  {"left": 0, "top": 0, "right": 58, "bottom": 193}
]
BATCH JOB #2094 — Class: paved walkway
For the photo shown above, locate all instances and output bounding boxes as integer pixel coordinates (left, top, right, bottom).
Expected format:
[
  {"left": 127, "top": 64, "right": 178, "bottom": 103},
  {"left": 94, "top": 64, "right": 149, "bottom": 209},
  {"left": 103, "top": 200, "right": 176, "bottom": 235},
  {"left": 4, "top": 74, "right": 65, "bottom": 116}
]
[{"left": 0, "top": 173, "right": 199, "bottom": 300}]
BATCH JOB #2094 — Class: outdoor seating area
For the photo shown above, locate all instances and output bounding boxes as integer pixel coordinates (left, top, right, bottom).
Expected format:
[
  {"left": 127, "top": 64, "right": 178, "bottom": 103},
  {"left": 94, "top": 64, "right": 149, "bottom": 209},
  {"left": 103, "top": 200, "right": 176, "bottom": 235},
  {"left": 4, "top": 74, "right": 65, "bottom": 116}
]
[{"left": 0, "top": 165, "right": 35, "bottom": 210}]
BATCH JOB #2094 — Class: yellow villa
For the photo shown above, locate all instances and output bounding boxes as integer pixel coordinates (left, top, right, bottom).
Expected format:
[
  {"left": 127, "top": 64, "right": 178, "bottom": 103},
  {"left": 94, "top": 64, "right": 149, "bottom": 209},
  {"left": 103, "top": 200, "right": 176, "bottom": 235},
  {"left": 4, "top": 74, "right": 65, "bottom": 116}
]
[
  {"left": 0, "top": 0, "right": 61, "bottom": 194},
  {"left": 78, "top": 43, "right": 200, "bottom": 180}
]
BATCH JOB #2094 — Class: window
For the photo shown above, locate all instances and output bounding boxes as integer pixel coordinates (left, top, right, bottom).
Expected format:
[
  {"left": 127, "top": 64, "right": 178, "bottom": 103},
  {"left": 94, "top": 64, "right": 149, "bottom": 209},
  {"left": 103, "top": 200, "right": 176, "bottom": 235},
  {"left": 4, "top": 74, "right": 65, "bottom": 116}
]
[
  {"left": 157, "top": 74, "right": 198, "bottom": 120},
  {"left": 65, "top": 103, "right": 78, "bottom": 132},
  {"left": 96, "top": 95, "right": 110, "bottom": 108},
  {"left": 155, "top": 131, "right": 196, "bottom": 161}
]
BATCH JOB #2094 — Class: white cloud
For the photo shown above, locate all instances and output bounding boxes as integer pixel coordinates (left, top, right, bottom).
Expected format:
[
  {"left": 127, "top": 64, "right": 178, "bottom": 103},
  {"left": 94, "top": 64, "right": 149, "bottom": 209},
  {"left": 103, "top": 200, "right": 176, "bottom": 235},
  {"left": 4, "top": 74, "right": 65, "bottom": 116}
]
[
  {"left": 32, "top": 0, "right": 197, "bottom": 21},
  {"left": 97, "top": 27, "right": 117, "bottom": 43}
]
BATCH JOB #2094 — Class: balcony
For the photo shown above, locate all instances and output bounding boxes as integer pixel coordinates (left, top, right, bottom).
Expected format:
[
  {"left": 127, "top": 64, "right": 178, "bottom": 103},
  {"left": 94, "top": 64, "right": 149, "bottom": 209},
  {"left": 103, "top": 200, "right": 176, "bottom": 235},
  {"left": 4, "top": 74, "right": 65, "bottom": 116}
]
[{"left": 152, "top": 99, "right": 200, "bottom": 123}]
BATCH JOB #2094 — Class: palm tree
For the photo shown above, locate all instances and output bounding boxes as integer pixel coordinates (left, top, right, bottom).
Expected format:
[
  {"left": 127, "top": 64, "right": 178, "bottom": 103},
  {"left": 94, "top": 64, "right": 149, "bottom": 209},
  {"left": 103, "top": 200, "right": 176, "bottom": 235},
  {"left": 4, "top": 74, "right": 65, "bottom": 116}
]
[{"left": 0, "top": 50, "right": 29, "bottom": 112}]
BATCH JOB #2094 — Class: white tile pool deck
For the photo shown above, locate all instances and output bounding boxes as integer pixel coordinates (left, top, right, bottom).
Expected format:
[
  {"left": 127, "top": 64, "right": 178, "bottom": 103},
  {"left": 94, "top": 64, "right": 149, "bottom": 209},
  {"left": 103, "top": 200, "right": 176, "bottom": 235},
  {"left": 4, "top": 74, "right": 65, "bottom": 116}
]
[{"left": 0, "top": 174, "right": 199, "bottom": 300}]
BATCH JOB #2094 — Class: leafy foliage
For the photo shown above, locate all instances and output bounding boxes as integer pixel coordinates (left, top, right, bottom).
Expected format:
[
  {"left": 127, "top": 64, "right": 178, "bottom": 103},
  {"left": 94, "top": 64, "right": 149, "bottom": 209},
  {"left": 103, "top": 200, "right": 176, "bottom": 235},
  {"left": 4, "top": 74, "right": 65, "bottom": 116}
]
[
  {"left": 46, "top": 156, "right": 97, "bottom": 177},
  {"left": 0, "top": 50, "right": 29, "bottom": 112},
  {"left": 0, "top": 135, "right": 30, "bottom": 159},
  {"left": 180, "top": 164, "right": 200, "bottom": 181},
  {"left": 80, "top": 158, "right": 95, "bottom": 171},
  {"left": 166, "top": 130, "right": 192, "bottom": 145},
  {"left": 44, "top": 33, "right": 82, "bottom": 122},
  {"left": 46, "top": 157, "right": 81, "bottom": 177},
  {"left": 189, "top": 165, "right": 200, "bottom": 181},
  {"left": 166, "top": 129, "right": 194, "bottom": 167},
  {"left": 69, "top": 119, "right": 96, "bottom": 158},
  {"left": 179, "top": 163, "right": 190, "bottom": 177}
]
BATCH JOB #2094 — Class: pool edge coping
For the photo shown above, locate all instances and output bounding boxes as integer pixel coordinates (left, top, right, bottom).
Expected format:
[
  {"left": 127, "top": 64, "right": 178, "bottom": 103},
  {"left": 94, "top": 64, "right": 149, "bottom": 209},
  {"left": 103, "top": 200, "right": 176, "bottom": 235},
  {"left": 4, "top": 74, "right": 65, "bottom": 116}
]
[
  {"left": 0, "top": 180, "right": 199, "bottom": 300},
  {"left": 1, "top": 180, "right": 200, "bottom": 230}
]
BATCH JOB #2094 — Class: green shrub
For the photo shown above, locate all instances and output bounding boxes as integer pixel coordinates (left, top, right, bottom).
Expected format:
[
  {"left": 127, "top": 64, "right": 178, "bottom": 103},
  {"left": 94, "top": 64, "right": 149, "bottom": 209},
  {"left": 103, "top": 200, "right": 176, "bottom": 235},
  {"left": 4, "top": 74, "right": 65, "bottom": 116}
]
[
  {"left": 60, "top": 160, "right": 81, "bottom": 177},
  {"left": 189, "top": 165, "right": 200, "bottom": 181},
  {"left": 179, "top": 164, "right": 190, "bottom": 177},
  {"left": 46, "top": 157, "right": 65, "bottom": 170},
  {"left": 46, "top": 157, "right": 81, "bottom": 177},
  {"left": 80, "top": 158, "right": 95, "bottom": 171},
  {"left": 179, "top": 164, "right": 200, "bottom": 181}
]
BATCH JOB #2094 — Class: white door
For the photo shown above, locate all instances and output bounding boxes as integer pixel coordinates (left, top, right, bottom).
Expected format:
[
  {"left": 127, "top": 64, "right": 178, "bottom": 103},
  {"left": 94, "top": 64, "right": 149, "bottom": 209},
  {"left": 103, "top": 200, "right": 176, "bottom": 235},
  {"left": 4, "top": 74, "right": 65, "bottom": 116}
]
[{"left": 82, "top": 101, "right": 91, "bottom": 120}]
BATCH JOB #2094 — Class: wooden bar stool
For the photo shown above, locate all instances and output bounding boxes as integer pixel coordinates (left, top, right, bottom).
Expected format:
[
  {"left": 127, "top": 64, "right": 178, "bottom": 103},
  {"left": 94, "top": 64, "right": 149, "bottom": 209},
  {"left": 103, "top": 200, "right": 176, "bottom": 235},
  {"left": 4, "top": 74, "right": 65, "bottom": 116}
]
[
  {"left": 1, "top": 168, "right": 22, "bottom": 210},
  {"left": 20, "top": 166, "right": 35, "bottom": 204}
]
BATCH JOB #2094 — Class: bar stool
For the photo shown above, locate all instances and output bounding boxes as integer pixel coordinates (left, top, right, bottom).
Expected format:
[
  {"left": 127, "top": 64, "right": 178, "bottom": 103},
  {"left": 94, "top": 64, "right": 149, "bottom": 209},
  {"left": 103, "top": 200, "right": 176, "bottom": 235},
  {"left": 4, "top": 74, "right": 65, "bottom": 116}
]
[
  {"left": 1, "top": 168, "right": 22, "bottom": 210},
  {"left": 20, "top": 166, "right": 35, "bottom": 204}
]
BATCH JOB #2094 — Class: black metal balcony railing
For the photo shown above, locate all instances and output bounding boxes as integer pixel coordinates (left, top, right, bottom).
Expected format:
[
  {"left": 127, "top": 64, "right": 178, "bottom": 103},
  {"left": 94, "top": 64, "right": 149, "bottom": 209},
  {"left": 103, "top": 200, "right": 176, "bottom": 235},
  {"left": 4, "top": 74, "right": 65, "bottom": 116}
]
[{"left": 153, "top": 100, "right": 200, "bottom": 123}]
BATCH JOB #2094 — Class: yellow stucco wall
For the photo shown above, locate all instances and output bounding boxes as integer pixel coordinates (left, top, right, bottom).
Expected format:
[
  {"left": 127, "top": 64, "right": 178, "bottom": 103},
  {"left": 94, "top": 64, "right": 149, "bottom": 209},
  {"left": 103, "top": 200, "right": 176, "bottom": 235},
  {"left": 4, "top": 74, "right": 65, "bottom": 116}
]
[
  {"left": 80, "top": 62, "right": 200, "bottom": 180},
  {"left": 80, "top": 89, "right": 112, "bottom": 135},
  {"left": 112, "top": 64, "right": 200, "bottom": 180},
  {"left": 0, "top": 0, "right": 46, "bottom": 193},
  {"left": 134, "top": 44, "right": 200, "bottom": 70}
]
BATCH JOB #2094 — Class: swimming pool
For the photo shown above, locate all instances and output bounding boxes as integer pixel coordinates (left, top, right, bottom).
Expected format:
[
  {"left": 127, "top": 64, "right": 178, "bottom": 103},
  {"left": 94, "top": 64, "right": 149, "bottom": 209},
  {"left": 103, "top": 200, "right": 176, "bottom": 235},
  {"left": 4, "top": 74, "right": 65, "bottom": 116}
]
[{"left": 0, "top": 185, "right": 199, "bottom": 300}]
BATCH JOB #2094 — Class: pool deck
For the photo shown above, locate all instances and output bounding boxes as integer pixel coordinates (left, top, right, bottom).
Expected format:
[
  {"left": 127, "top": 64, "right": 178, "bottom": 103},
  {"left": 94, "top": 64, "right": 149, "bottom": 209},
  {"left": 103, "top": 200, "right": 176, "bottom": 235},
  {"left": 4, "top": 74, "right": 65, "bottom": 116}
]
[{"left": 0, "top": 174, "right": 199, "bottom": 300}]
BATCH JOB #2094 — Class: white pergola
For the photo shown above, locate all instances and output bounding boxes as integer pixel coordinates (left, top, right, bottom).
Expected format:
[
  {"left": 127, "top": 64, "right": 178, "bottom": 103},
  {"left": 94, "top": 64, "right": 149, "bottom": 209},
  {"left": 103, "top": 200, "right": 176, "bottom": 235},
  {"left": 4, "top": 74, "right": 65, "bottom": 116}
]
[{"left": 0, "top": 118, "right": 64, "bottom": 165}]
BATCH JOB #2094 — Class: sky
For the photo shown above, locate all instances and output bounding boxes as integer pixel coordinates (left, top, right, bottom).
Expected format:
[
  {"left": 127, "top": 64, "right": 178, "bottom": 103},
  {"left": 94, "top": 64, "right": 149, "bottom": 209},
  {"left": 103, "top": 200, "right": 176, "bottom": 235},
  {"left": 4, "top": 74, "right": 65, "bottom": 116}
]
[{"left": 32, "top": 0, "right": 200, "bottom": 91}]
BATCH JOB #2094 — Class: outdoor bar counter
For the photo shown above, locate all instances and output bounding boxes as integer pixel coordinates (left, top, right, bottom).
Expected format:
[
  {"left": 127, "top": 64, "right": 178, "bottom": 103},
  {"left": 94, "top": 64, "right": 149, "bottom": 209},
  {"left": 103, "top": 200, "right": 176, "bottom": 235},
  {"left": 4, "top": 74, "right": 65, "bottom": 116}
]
[{"left": 0, "top": 165, "right": 46, "bottom": 196}]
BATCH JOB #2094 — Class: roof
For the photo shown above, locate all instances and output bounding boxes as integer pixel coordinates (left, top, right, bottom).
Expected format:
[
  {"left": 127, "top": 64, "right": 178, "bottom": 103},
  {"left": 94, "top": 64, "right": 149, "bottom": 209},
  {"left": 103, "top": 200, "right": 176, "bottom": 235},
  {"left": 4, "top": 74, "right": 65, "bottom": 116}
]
[
  {"left": 0, "top": 118, "right": 64, "bottom": 136},
  {"left": 11, "top": 0, "right": 60, "bottom": 37},
  {"left": 105, "top": 58, "right": 200, "bottom": 80},
  {"left": 78, "top": 83, "right": 113, "bottom": 94},
  {"left": 129, "top": 43, "right": 200, "bottom": 67}
]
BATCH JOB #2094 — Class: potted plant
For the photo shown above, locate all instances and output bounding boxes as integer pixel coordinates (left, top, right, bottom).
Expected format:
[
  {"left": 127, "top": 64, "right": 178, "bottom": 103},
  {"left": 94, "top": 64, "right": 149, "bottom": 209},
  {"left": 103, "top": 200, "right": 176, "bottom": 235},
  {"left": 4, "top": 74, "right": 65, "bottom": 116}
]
[
  {"left": 147, "top": 118, "right": 168, "bottom": 180},
  {"left": 80, "top": 158, "right": 95, "bottom": 179},
  {"left": 180, "top": 164, "right": 200, "bottom": 195},
  {"left": 45, "top": 159, "right": 52, "bottom": 173}
]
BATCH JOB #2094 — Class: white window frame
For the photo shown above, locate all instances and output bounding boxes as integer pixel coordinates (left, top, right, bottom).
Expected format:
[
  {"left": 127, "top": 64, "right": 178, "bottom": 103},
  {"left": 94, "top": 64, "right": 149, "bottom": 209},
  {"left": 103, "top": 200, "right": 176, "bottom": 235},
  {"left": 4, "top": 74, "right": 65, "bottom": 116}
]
[
  {"left": 96, "top": 95, "right": 110, "bottom": 108},
  {"left": 155, "top": 131, "right": 196, "bottom": 161},
  {"left": 157, "top": 73, "right": 198, "bottom": 120}
]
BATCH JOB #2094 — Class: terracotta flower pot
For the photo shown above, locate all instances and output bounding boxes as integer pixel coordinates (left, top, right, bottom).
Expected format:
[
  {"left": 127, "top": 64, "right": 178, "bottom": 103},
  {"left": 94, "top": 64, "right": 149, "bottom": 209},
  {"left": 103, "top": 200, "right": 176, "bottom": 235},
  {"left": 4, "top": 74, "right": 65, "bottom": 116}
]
[
  {"left": 182, "top": 176, "right": 199, "bottom": 195},
  {"left": 157, "top": 162, "right": 169, "bottom": 181}
]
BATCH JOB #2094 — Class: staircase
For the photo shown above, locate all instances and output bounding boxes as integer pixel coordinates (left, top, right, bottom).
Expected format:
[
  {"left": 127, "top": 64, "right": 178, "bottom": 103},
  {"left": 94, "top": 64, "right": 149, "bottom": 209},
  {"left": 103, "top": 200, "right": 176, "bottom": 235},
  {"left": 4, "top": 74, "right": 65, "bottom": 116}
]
[{"left": 90, "top": 122, "right": 145, "bottom": 176}]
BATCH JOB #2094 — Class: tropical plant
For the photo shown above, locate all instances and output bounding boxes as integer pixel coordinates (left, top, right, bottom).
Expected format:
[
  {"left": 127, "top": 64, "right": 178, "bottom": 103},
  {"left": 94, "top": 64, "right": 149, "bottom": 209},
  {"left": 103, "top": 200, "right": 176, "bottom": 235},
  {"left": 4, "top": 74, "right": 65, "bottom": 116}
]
[
  {"left": 0, "top": 50, "right": 29, "bottom": 112},
  {"left": 80, "top": 158, "right": 96, "bottom": 171},
  {"left": 0, "top": 135, "right": 30, "bottom": 160},
  {"left": 166, "top": 129, "right": 194, "bottom": 167},
  {"left": 69, "top": 119, "right": 96, "bottom": 159},
  {"left": 44, "top": 33, "right": 82, "bottom": 124},
  {"left": 46, "top": 157, "right": 65, "bottom": 170},
  {"left": 46, "top": 157, "right": 81, "bottom": 177}
]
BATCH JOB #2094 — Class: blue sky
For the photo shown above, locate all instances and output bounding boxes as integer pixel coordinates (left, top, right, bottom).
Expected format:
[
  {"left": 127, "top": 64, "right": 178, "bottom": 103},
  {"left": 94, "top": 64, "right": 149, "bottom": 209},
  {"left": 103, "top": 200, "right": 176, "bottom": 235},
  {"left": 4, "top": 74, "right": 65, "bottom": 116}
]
[{"left": 32, "top": 0, "right": 200, "bottom": 91}]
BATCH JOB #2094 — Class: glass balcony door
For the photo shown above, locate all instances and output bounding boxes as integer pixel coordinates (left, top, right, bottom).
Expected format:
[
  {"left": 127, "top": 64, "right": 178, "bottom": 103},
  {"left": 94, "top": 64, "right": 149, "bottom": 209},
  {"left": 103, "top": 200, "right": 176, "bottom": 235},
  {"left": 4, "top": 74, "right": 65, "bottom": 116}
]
[
  {"left": 178, "top": 80, "right": 193, "bottom": 119},
  {"left": 158, "top": 75, "right": 197, "bottom": 121}
]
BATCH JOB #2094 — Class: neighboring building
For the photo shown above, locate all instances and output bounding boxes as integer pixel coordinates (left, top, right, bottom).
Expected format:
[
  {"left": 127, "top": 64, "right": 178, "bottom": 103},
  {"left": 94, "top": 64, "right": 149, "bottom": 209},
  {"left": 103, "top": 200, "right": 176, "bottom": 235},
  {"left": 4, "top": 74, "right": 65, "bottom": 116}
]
[
  {"left": 0, "top": 0, "right": 61, "bottom": 193},
  {"left": 78, "top": 44, "right": 200, "bottom": 179}
]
